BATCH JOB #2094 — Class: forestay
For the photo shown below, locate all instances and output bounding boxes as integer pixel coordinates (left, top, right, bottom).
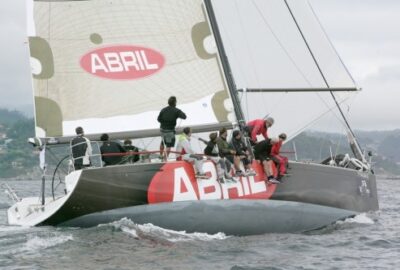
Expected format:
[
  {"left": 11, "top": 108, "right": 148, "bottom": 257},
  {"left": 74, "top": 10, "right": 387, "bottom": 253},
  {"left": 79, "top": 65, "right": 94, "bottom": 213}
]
[{"left": 27, "top": 0, "right": 236, "bottom": 139}]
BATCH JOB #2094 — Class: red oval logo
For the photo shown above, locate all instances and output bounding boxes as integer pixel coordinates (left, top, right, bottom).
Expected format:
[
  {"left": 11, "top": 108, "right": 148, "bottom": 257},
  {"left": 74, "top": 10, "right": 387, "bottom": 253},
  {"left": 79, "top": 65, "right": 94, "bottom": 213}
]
[{"left": 80, "top": 45, "right": 165, "bottom": 80}]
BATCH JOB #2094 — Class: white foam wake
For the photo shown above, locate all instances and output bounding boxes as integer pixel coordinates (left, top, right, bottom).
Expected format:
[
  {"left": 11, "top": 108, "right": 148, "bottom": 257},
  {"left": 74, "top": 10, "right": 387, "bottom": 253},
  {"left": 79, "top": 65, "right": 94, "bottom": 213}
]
[
  {"left": 22, "top": 234, "right": 73, "bottom": 252},
  {"left": 342, "top": 213, "right": 375, "bottom": 224},
  {"left": 104, "top": 218, "right": 229, "bottom": 242}
]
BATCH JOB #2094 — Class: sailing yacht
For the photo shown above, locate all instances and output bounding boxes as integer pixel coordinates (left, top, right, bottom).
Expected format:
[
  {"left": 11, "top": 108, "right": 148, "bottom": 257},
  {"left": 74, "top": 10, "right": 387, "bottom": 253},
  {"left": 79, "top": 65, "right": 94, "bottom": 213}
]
[{"left": 7, "top": 0, "right": 379, "bottom": 235}]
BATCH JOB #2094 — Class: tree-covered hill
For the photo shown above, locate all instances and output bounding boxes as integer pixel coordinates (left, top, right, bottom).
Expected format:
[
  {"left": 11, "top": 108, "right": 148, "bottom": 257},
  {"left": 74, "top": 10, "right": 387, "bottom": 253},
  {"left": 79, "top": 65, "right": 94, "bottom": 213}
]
[
  {"left": 0, "top": 108, "right": 399, "bottom": 178},
  {"left": 0, "top": 109, "right": 37, "bottom": 178},
  {"left": 0, "top": 109, "right": 26, "bottom": 126}
]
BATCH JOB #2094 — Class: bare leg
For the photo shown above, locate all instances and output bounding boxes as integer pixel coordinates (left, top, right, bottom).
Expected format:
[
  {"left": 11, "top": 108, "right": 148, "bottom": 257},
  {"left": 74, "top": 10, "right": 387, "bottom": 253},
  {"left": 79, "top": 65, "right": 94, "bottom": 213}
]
[
  {"left": 262, "top": 160, "right": 273, "bottom": 178},
  {"left": 159, "top": 142, "right": 164, "bottom": 157},
  {"left": 234, "top": 155, "right": 241, "bottom": 171},
  {"left": 165, "top": 147, "right": 171, "bottom": 161}
]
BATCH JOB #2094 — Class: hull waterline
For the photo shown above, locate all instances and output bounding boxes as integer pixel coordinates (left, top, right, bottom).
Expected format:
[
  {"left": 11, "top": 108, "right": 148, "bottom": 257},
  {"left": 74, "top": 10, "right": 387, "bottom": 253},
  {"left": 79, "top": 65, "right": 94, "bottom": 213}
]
[{"left": 59, "top": 200, "right": 357, "bottom": 235}]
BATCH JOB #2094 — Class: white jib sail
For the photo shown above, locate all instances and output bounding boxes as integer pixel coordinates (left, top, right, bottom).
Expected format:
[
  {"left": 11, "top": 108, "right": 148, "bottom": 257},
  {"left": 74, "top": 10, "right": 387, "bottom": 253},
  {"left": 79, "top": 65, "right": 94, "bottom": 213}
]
[{"left": 212, "top": 0, "right": 358, "bottom": 139}]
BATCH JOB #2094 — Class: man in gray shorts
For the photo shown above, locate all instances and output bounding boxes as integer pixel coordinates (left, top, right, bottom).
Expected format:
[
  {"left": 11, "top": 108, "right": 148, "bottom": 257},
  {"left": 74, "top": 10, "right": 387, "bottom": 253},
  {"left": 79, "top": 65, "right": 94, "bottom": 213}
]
[{"left": 157, "top": 96, "right": 187, "bottom": 161}]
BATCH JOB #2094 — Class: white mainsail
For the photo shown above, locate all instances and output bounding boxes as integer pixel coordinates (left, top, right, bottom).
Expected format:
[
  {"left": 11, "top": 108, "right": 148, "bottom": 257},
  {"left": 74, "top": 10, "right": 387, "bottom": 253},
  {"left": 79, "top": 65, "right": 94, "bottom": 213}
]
[
  {"left": 28, "top": 0, "right": 236, "bottom": 138},
  {"left": 212, "top": 0, "right": 358, "bottom": 139}
]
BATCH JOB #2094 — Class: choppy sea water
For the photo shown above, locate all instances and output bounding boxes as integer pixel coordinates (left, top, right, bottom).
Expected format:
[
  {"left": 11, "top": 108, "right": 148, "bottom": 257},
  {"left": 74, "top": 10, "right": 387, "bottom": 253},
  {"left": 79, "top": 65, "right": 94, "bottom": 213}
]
[{"left": 0, "top": 179, "right": 399, "bottom": 270}]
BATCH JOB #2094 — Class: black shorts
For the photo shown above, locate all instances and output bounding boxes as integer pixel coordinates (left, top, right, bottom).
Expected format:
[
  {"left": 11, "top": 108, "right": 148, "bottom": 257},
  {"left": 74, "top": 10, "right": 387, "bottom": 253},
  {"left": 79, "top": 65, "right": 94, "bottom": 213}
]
[
  {"left": 255, "top": 154, "right": 271, "bottom": 162},
  {"left": 241, "top": 156, "right": 251, "bottom": 166},
  {"left": 161, "top": 130, "right": 175, "bottom": 147}
]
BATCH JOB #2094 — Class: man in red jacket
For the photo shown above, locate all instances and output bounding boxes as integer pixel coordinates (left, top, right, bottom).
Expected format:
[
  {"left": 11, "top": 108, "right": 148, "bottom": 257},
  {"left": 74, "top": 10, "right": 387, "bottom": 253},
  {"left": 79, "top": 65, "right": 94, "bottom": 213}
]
[
  {"left": 245, "top": 117, "right": 274, "bottom": 145},
  {"left": 271, "top": 133, "right": 288, "bottom": 179}
]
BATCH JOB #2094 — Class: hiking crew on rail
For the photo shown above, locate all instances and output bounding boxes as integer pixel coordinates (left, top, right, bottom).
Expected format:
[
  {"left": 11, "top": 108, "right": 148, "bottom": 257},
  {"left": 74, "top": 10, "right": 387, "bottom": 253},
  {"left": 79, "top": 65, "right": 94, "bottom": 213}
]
[{"left": 71, "top": 100, "right": 287, "bottom": 184}]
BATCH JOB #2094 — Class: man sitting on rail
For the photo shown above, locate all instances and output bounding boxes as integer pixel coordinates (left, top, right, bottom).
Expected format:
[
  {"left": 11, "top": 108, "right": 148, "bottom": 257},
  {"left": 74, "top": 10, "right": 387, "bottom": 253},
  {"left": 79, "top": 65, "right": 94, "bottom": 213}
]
[
  {"left": 176, "top": 127, "right": 208, "bottom": 179},
  {"left": 253, "top": 137, "right": 281, "bottom": 184}
]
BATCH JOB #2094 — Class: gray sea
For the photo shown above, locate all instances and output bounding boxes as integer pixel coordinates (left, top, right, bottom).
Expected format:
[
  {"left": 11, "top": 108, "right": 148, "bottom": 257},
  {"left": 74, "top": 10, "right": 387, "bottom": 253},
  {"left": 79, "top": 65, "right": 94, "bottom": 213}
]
[{"left": 0, "top": 178, "right": 398, "bottom": 270}]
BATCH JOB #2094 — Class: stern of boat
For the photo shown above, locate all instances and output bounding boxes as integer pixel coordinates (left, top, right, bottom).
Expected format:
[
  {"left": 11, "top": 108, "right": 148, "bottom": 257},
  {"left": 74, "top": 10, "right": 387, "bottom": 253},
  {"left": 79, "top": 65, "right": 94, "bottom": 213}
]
[{"left": 7, "top": 170, "right": 82, "bottom": 226}]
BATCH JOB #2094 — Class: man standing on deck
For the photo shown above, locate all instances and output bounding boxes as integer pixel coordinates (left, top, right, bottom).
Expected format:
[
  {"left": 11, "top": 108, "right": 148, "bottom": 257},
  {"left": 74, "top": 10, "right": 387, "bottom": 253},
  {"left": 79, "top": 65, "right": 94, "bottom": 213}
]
[
  {"left": 245, "top": 117, "right": 274, "bottom": 145},
  {"left": 70, "top": 126, "right": 92, "bottom": 170},
  {"left": 157, "top": 96, "right": 187, "bottom": 161}
]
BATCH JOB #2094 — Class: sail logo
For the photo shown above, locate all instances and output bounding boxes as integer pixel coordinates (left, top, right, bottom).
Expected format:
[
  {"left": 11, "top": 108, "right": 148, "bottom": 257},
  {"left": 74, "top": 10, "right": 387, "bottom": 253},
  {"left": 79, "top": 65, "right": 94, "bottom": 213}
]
[
  {"left": 80, "top": 45, "right": 165, "bottom": 80},
  {"left": 147, "top": 161, "right": 277, "bottom": 203}
]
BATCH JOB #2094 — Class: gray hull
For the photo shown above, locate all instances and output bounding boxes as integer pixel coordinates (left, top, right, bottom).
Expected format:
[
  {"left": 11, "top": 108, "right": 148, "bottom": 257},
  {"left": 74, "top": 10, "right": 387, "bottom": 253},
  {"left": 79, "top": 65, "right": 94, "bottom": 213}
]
[
  {"left": 272, "top": 162, "right": 379, "bottom": 212},
  {"left": 35, "top": 160, "right": 379, "bottom": 235},
  {"left": 59, "top": 200, "right": 357, "bottom": 235}
]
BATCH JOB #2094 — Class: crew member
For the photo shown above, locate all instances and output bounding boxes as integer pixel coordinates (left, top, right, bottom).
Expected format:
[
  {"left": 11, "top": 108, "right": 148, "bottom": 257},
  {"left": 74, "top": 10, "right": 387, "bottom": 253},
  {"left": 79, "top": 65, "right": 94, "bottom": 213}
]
[
  {"left": 216, "top": 128, "right": 235, "bottom": 177},
  {"left": 245, "top": 117, "right": 274, "bottom": 145},
  {"left": 176, "top": 127, "right": 208, "bottom": 179},
  {"left": 100, "top": 133, "right": 126, "bottom": 166},
  {"left": 204, "top": 132, "right": 232, "bottom": 182},
  {"left": 271, "top": 133, "right": 288, "bottom": 179},
  {"left": 253, "top": 137, "right": 280, "bottom": 184},
  {"left": 70, "top": 126, "right": 92, "bottom": 170},
  {"left": 157, "top": 96, "right": 187, "bottom": 161},
  {"left": 123, "top": 139, "right": 140, "bottom": 163},
  {"left": 230, "top": 130, "right": 256, "bottom": 177}
]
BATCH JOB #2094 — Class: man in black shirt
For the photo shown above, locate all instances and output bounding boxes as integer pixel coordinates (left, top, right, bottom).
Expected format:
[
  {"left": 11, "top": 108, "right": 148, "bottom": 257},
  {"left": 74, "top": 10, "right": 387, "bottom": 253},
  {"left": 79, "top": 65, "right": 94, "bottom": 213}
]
[
  {"left": 230, "top": 130, "right": 256, "bottom": 177},
  {"left": 204, "top": 132, "right": 232, "bottom": 182},
  {"left": 123, "top": 139, "right": 140, "bottom": 163},
  {"left": 254, "top": 138, "right": 280, "bottom": 184},
  {"left": 100, "top": 133, "right": 126, "bottom": 166},
  {"left": 70, "top": 126, "right": 92, "bottom": 170},
  {"left": 157, "top": 96, "right": 187, "bottom": 160}
]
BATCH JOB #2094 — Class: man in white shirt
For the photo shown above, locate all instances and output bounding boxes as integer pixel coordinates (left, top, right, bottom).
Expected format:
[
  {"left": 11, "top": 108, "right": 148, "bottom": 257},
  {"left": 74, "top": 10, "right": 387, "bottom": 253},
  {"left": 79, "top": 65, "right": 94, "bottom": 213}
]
[{"left": 176, "top": 127, "right": 208, "bottom": 179}]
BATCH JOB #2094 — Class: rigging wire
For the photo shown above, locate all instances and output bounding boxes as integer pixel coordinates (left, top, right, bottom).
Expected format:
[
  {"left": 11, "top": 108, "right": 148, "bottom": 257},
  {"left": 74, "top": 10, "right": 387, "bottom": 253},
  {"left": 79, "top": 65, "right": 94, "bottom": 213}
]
[
  {"left": 307, "top": 0, "right": 358, "bottom": 87},
  {"left": 251, "top": 0, "right": 314, "bottom": 88},
  {"left": 234, "top": 0, "right": 262, "bottom": 88},
  {"left": 249, "top": 0, "right": 326, "bottom": 123},
  {"left": 261, "top": 92, "right": 287, "bottom": 120},
  {"left": 283, "top": 0, "right": 365, "bottom": 162},
  {"left": 288, "top": 94, "right": 352, "bottom": 140},
  {"left": 241, "top": 0, "right": 360, "bottom": 148}
]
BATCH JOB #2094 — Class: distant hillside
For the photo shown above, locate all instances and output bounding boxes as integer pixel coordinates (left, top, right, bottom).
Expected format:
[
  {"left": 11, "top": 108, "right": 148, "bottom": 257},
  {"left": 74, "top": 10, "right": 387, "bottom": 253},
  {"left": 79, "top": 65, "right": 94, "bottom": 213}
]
[
  {"left": 284, "top": 130, "right": 400, "bottom": 176},
  {"left": 281, "top": 132, "right": 352, "bottom": 162},
  {"left": 0, "top": 109, "right": 26, "bottom": 126},
  {"left": 0, "top": 109, "right": 37, "bottom": 178},
  {"left": 0, "top": 108, "right": 399, "bottom": 178}
]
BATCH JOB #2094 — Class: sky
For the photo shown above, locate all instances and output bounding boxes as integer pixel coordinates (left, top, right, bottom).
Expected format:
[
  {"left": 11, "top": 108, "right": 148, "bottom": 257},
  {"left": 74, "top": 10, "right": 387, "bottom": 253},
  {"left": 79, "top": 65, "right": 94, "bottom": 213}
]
[{"left": 0, "top": 0, "right": 399, "bottom": 131}]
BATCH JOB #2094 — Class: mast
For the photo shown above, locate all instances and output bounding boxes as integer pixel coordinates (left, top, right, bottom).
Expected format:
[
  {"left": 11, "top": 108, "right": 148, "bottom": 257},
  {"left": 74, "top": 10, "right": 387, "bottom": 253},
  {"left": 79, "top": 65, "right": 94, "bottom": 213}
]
[
  {"left": 283, "top": 0, "right": 366, "bottom": 163},
  {"left": 203, "top": 0, "right": 246, "bottom": 128}
]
